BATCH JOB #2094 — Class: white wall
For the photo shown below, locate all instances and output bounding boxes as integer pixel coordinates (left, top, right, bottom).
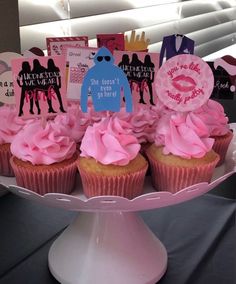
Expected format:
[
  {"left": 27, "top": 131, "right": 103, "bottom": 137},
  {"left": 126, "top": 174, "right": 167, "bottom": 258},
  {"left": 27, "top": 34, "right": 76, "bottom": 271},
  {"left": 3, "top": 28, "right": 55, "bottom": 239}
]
[{"left": 0, "top": 0, "right": 20, "bottom": 53}]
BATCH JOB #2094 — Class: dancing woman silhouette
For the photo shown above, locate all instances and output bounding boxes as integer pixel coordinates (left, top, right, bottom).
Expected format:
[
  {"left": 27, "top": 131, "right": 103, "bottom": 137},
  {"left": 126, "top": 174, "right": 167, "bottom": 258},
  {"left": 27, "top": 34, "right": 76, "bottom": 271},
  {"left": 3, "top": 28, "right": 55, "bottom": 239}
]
[
  {"left": 17, "top": 61, "right": 41, "bottom": 116},
  {"left": 47, "top": 59, "right": 66, "bottom": 113},
  {"left": 143, "top": 54, "right": 155, "bottom": 105}
]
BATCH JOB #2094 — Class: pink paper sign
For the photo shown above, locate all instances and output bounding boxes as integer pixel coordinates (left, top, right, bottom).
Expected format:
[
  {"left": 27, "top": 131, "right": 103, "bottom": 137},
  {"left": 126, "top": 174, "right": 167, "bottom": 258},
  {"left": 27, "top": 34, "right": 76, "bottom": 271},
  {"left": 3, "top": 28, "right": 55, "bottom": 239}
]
[
  {"left": 11, "top": 56, "right": 67, "bottom": 118},
  {"left": 97, "top": 34, "right": 125, "bottom": 54},
  {"left": 46, "top": 36, "right": 88, "bottom": 56},
  {"left": 66, "top": 46, "right": 98, "bottom": 101},
  {"left": 155, "top": 54, "right": 214, "bottom": 111},
  {"left": 114, "top": 50, "right": 159, "bottom": 107},
  {"left": 214, "top": 55, "right": 236, "bottom": 93}
]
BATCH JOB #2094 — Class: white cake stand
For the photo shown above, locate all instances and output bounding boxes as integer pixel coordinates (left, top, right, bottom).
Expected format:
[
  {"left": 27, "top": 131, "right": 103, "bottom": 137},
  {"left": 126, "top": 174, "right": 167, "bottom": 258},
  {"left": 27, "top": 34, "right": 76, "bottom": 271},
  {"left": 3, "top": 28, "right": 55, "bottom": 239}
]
[{"left": 1, "top": 124, "right": 235, "bottom": 284}]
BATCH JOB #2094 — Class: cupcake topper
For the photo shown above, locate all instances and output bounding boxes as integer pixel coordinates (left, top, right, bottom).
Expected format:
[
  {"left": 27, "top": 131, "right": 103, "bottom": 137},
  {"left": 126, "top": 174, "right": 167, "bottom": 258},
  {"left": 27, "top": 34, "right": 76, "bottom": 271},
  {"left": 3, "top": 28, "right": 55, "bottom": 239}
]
[
  {"left": 0, "top": 52, "right": 22, "bottom": 105},
  {"left": 22, "top": 46, "right": 45, "bottom": 57},
  {"left": 155, "top": 54, "right": 214, "bottom": 112},
  {"left": 65, "top": 46, "right": 98, "bottom": 101},
  {"left": 213, "top": 55, "right": 236, "bottom": 93},
  {"left": 11, "top": 55, "right": 67, "bottom": 119},
  {"left": 114, "top": 50, "right": 159, "bottom": 107},
  {"left": 125, "top": 31, "right": 150, "bottom": 52},
  {"left": 97, "top": 33, "right": 125, "bottom": 54},
  {"left": 0, "top": 60, "right": 10, "bottom": 75},
  {"left": 46, "top": 36, "right": 88, "bottom": 56},
  {"left": 81, "top": 47, "right": 132, "bottom": 113}
]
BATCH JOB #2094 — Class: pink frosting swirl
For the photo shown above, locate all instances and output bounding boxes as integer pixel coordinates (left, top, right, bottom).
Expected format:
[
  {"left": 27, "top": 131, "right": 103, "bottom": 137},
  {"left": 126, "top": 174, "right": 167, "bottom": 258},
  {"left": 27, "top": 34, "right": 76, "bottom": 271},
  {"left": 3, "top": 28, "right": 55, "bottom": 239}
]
[
  {"left": 86, "top": 103, "right": 107, "bottom": 124},
  {"left": 0, "top": 105, "right": 35, "bottom": 144},
  {"left": 155, "top": 112, "right": 214, "bottom": 159},
  {"left": 54, "top": 101, "right": 109, "bottom": 144},
  {"left": 128, "top": 105, "right": 158, "bottom": 143},
  {"left": 54, "top": 103, "right": 89, "bottom": 143},
  {"left": 11, "top": 120, "right": 76, "bottom": 165},
  {"left": 115, "top": 105, "right": 158, "bottom": 143},
  {"left": 194, "top": 99, "right": 229, "bottom": 136},
  {"left": 80, "top": 116, "right": 140, "bottom": 166},
  {"left": 150, "top": 99, "right": 175, "bottom": 117}
]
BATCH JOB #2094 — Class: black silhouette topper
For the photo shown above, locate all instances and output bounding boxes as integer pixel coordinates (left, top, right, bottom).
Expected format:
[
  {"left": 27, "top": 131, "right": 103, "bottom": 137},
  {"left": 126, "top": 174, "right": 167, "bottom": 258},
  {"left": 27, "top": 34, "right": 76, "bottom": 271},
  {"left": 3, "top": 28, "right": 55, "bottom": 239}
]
[
  {"left": 12, "top": 56, "right": 67, "bottom": 118},
  {"left": 116, "top": 51, "right": 158, "bottom": 107}
]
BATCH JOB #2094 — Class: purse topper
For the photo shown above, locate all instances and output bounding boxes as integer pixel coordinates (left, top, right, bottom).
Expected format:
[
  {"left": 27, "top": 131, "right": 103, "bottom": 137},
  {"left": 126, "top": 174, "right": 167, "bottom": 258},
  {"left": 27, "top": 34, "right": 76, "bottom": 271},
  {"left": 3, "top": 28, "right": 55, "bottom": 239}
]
[{"left": 155, "top": 54, "right": 214, "bottom": 112}]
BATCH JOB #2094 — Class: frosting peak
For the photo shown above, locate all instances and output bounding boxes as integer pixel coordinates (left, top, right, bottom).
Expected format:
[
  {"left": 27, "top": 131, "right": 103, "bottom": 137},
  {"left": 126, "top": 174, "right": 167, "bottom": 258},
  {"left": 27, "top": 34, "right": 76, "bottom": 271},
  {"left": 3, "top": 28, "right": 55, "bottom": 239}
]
[
  {"left": 155, "top": 112, "right": 214, "bottom": 159},
  {"left": 54, "top": 104, "right": 89, "bottom": 143},
  {"left": 0, "top": 105, "right": 35, "bottom": 144},
  {"left": 115, "top": 105, "right": 159, "bottom": 143},
  {"left": 194, "top": 99, "right": 229, "bottom": 136},
  {"left": 80, "top": 116, "right": 140, "bottom": 165},
  {"left": 11, "top": 120, "right": 76, "bottom": 165}
]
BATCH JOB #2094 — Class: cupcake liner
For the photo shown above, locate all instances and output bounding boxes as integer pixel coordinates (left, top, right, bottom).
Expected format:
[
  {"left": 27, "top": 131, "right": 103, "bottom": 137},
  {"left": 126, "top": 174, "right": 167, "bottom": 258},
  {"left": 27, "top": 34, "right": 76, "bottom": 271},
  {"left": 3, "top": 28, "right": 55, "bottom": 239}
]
[
  {"left": 212, "top": 131, "right": 233, "bottom": 167},
  {"left": 10, "top": 157, "right": 78, "bottom": 195},
  {"left": 146, "top": 152, "right": 219, "bottom": 194},
  {"left": 0, "top": 144, "right": 15, "bottom": 177},
  {"left": 78, "top": 166, "right": 148, "bottom": 199},
  {"left": 140, "top": 143, "right": 152, "bottom": 176}
]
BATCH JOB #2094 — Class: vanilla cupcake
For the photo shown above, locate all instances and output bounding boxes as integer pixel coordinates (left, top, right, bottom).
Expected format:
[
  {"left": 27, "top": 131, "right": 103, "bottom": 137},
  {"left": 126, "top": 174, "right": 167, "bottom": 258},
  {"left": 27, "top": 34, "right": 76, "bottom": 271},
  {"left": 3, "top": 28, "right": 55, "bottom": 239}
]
[
  {"left": 10, "top": 120, "right": 78, "bottom": 195},
  {"left": 0, "top": 105, "right": 35, "bottom": 176},
  {"left": 146, "top": 112, "right": 219, "bottom": 193},
  {"left": 194, "top": 99, "right": 233, "bottom": 166},
  {"left": 78, "top": 115, "right": 148, "bottom": 199}
]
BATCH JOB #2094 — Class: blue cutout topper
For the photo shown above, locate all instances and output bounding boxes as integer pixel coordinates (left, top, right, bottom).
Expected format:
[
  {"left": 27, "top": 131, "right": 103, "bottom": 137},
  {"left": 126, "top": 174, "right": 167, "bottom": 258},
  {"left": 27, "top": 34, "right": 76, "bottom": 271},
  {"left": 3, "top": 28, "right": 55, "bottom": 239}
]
[{"left": 81, "top": 47, "right": 132, "bottom": 112}]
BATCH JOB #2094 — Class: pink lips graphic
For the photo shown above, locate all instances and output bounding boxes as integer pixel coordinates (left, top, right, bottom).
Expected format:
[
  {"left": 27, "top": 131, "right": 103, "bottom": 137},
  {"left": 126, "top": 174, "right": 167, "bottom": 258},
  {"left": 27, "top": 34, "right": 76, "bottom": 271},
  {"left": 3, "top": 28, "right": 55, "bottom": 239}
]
[{"left": 172, "top": 74, "right": 196, "bottom": 92}]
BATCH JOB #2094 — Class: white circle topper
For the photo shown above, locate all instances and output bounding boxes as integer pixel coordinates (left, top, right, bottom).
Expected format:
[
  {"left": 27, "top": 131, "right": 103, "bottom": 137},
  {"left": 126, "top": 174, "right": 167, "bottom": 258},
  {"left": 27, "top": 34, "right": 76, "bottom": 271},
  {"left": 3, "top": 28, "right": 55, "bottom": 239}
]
[{"left": 155, "top": 54, "right": 214, "bottom": 112}]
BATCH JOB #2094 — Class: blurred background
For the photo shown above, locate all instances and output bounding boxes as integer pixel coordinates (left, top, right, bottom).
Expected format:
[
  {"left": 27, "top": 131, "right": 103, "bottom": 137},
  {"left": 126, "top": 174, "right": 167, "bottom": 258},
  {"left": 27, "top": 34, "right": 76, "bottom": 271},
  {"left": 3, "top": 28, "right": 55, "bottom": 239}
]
[{"left": 17, "top": 0, "right": 236, "bottom": 60}]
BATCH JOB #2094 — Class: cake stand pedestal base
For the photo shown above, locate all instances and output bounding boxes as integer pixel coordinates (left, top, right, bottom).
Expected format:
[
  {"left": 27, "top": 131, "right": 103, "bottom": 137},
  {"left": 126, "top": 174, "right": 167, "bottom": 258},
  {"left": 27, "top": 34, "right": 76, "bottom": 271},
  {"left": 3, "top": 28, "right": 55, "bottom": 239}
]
[{"left": 48, "top": 211, "right": 167, "bottom": 284}]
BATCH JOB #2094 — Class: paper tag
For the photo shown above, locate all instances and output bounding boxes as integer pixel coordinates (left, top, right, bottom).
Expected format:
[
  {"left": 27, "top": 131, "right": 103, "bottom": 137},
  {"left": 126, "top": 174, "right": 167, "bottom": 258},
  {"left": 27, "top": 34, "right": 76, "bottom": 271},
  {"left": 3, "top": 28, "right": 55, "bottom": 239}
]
[
  {"left": 46, "top": 36, "right": 88, "bottom": 56},
  {"left": 155, "top": 54, "right": 214, "bottom": 111},
  {"left": 97, "top": 33, "right": 125, "bottom": 54},
  {"left": 114, "top": 50, "right": 159, "bottom": 107},
  {"left": 11, "top": 56, "right": 67, "bottom": 118},
  {"left": 0, "top": 60, "right": 10, "bottom": 75},
  {"left": 0, "top": 71, "right": 15, "bottom": 104},
  {"left": 207, "top": 61, "right": 234, "bottom": 99},
  {"left": 66, "top": 46, "right": 98, "bottom": 101},
  {"left": 212, "top": 55, "right": 236, "bottom": 98},
  {"left": 22, "top": 47, "right": 45, "bottom": 57}
]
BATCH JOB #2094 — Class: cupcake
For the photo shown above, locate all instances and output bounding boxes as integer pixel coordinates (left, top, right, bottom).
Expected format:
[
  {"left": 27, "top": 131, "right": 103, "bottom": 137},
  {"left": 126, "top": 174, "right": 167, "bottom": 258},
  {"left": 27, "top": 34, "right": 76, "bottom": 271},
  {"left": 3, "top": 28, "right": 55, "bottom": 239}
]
[
  {"left": 146, "top": 112, "right": 220, "bottom": 193},
  {"left": 78, "top": 115, "right": 148, "bottom": 199},
  {"left": 194, "top": 99, "right": 233, "bottom": 166},
  {"left": 10, "top": 120, "right": 78, "bottom": 195},
  {"left": 0, "top": 105, "right": 35, "bottom": 176},
  {"left": 54, "top": 103, "right": 90, "bottom": 149}
]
